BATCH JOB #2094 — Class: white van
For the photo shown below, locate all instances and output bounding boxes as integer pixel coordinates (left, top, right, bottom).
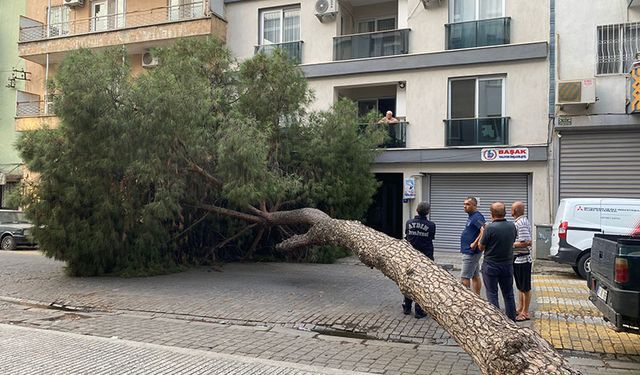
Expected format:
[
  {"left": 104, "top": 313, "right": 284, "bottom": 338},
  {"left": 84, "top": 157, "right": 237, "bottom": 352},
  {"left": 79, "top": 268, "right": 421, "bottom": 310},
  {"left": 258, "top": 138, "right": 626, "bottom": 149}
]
[{"left": 550, "top": 198, "right": 640, "bottom": 279}]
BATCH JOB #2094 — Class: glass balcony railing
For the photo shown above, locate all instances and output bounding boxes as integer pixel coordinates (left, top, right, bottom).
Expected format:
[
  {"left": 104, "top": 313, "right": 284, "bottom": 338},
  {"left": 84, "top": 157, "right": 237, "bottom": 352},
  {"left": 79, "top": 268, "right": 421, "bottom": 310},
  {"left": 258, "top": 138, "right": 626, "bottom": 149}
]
[
  {"left": 333, "top": 29, "right": 410, "bottom": 61},
  {"left": 445, "top": 17, "right": 511, "bottom": 50},
  {"left": 255, "top": 41, "right": 303, "bottom": 63},
  {"left": 444, "top": 117, "right": 509, "bottom": 146},
  {"left": 360, "top": 121, "right": 407, "bottom": 148}
]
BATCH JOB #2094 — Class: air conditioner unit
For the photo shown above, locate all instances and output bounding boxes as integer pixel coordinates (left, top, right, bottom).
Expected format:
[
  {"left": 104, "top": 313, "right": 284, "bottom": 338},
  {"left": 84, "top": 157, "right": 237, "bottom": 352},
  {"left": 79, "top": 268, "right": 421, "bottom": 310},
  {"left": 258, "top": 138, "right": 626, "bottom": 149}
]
[
  {"left": 141, "top": 51, "right": 159, "bottom": 68},
  {"left": 63, "top": 0, "right": 84, "bottom": 7},
  {"left": 315, "top": 0, "right": 337, "bottom": 21},
  {"left": 421, "top": 0, "right": 442, "bottom": 8},
  {"left": 557, "top": 79, "right": 596, "bottom": 105}
]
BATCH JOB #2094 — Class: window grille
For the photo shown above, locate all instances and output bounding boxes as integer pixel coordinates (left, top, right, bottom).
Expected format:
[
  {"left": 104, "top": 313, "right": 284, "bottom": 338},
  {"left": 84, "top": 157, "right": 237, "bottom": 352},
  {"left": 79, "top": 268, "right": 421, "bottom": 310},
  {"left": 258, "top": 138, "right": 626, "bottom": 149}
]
[{"left": 597, "top": 22, "right": 640, "bottom": 74}]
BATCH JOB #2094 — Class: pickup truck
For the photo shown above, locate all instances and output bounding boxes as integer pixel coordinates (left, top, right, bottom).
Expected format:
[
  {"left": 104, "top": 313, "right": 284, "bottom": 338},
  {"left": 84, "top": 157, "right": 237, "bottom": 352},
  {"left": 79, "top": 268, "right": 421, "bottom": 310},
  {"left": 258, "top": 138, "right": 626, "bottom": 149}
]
[{"left": 588, "top": 234, "right": 640, "bottom": 332}]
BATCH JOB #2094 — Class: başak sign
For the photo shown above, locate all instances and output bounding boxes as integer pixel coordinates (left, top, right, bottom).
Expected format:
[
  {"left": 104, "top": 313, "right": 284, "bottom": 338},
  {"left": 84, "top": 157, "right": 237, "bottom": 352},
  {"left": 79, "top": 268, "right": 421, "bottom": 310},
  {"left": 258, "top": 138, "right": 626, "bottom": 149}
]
[{"left": 481, "top": 147, "right": 529, "bottom": 161}]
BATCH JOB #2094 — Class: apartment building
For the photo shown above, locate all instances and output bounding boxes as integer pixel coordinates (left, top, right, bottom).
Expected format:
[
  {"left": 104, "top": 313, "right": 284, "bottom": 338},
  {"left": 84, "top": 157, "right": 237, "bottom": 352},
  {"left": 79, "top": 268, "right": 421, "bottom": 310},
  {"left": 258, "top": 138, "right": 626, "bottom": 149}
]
[
  {"left": 0, "top": 1, "right": 27, "bottom": 207},
  {"left": 3, "top": 0, "right": 226, "bottom": 204},
  {"left": 554, "top": 0, "right": 640, "bottom": 200},
  {"left": 226, "top": 0, "right": 551, "bottom": 250}
]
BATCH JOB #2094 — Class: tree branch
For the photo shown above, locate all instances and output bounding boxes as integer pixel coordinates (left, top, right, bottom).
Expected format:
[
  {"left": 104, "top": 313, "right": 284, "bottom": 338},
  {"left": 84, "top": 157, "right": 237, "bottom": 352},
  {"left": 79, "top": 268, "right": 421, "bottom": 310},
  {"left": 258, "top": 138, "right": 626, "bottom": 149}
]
[
  {"left": 198, "top": 204, "right": 264, "bottom": 224},
  {"left": 214, "top": 223, "right": 258, "bottom": 249}
]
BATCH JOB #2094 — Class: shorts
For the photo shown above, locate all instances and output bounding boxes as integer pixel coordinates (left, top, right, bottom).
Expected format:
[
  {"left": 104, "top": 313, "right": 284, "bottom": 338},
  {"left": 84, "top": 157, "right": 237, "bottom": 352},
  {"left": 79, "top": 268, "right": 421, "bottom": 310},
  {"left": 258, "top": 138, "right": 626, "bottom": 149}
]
[
  {"left": 513, "top": 261, "right": 532, "bottom": 292},
  {"left": 461, "top": 252, "right": 482, "bottom": 279}
]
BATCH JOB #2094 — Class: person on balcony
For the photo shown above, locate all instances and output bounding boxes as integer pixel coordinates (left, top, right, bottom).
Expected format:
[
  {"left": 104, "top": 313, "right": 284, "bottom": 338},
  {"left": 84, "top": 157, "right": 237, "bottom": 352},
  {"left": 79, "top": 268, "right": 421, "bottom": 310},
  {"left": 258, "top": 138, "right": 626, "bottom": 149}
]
[{"left": 378, "top": 110, "right": 399, "bottom": 124}]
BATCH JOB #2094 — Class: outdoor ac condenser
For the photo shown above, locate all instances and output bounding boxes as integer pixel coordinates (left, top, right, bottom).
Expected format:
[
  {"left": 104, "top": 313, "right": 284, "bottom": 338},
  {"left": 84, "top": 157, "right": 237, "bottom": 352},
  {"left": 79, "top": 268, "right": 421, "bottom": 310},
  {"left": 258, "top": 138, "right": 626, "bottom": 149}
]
[{"left": 557, "top": 79, "right": 596, "bottom": 105}]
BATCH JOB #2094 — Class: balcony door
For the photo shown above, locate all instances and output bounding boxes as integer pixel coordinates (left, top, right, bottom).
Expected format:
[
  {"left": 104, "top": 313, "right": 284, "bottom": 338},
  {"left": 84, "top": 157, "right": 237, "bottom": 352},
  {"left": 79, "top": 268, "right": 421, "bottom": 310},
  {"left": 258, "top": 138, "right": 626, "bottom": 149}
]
[
  {"left": 260, "top": 7, "right": 300, "bottom": 47},
  {"left": 450, "top": 0, "right": 504, "bottom": 23},
  {"left": 169, "top": 0, "right": 204, "bottom": 21},
  {"left": 448, "top": 77, "right": 505, "bottom": 146},
  {"left": 92, "top": 1, "right": 109, "bottom": 31}
]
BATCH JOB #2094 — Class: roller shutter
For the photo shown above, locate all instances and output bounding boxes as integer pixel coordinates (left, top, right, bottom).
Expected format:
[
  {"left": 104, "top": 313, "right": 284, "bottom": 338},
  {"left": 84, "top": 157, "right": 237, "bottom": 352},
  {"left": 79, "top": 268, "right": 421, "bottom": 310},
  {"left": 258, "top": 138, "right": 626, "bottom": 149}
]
[
  {"left": 560, "top": 130, "right": 640, "bottom": 199},
  {"left": 429, "top": 173, "right": 529, "bottom": 251}
]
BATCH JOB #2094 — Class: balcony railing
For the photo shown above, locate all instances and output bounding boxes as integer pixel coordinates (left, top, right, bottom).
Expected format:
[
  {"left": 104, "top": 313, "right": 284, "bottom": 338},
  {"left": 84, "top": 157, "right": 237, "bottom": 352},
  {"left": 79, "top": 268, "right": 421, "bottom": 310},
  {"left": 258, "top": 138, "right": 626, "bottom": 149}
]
[
  {"left": 444, "top": 117, "right": 509, "bottom": 146},
  {"left": 16, "top": 100, "right": 55, "bottom": 117},
  {"left": 334, "top": 29, "right": 410, "bottom": 61},
  {"left": 361, "top": 121, "right": 407, "bottom": 148},
  {"left": 445, "top": 17, "right": 511, "bottom": 50},
  {"left": 19, "top": 1, "right": 206, "bottom": 42},
  {"left": 255, "top": 41, "right": 303, "bottom": 63}
]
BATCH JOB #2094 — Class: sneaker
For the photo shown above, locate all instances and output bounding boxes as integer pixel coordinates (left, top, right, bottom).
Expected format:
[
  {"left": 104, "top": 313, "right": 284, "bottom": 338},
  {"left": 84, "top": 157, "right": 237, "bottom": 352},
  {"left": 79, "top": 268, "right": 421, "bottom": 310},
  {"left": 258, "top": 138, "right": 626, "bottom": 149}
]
[
  {"left": 414, "top": 312, "right": 426, "bottom": 319},
  {"left": 402, "top": 304, "right": 411, "bottom": 315}
]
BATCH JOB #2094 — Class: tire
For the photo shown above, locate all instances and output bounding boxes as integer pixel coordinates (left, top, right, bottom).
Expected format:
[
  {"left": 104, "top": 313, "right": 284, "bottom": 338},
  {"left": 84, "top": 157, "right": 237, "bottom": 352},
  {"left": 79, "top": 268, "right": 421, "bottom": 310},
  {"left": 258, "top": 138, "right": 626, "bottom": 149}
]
[
  {"left": 1, "top": 235, "right": 16, "bottom": 251},
  {"left": 576, "top": 252, "right": 591, "bottom": 280},
  {"left": 571, "top": 265, "right": 580, "bottom": 275}
]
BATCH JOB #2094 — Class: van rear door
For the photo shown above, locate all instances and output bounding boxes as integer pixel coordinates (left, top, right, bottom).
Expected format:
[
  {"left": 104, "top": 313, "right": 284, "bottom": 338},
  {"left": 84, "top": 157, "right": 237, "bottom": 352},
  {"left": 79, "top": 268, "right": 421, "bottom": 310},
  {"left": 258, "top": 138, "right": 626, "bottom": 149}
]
[{"left": 550, "top": 200, "right": 568, "bottom": 256}]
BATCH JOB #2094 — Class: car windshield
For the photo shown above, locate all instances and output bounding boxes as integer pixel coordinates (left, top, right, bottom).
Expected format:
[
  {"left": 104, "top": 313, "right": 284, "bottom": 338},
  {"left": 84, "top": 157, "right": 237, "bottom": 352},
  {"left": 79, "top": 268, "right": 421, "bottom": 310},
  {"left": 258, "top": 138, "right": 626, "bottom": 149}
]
[{"left": 0, "top": 211, "right": 29, "bottom": 224}]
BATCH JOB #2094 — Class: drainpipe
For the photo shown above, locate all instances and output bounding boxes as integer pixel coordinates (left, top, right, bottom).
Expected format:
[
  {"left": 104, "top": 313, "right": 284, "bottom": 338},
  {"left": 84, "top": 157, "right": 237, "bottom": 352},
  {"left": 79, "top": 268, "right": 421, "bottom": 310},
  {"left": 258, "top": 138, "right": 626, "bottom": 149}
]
[
  {"left": 44, "top": 54, "right": 49, "bottom": 115},
  {"left": 549, "top": 0, "right": 559, "bottom": 218}
]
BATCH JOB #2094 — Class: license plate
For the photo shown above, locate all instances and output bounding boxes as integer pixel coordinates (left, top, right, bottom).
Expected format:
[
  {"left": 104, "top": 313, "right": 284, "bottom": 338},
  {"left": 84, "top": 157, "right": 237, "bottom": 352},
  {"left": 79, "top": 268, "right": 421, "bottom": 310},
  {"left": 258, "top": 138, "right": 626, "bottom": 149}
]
[{"left": 596, "top": 285, "right": 608, "bottom": 302}]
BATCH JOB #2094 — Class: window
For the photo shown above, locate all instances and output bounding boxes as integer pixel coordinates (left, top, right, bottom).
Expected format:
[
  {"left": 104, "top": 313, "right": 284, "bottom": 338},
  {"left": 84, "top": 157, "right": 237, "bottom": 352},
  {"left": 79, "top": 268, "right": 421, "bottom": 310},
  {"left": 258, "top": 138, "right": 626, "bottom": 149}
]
[
  {"left": 91, "top": 0, "right": 125, "bottom": 32},
  {"left": 356, "top": 17, "right": 396, "bottom": 33},
  {"left": 447, "top": 77, "right": 506, "bottom": 146},
  {"left": 48, "top": 5, "right": 70, "bottom": 37},
  {"left": 450, "top": 0, "right": 504, "bottom": 23},
  {"left": 597, "top": 23, "right": 640, "bottom": 75},
  {"left": 450, "top": 77, "right": 504, "bottom": 119},
  {"left": 260, "top": 7, "right": 300, "bottom": 46}
]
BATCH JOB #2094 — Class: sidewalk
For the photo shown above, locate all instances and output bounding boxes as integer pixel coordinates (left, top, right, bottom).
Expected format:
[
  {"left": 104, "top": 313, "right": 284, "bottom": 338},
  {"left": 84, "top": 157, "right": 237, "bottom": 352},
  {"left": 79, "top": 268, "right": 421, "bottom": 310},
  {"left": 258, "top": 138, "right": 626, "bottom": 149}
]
[{"left": 0, "top": 250, "right": 638, "bottom": 374}]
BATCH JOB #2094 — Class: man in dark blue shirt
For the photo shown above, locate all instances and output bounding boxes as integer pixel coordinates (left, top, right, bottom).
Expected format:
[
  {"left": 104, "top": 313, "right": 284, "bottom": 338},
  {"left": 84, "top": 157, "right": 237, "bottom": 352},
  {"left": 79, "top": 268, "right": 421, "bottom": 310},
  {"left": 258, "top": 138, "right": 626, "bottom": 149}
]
[
  {"left": 402, "top": 202, "right": 436, "bottom": 319},
  {"left": 460, "top": 197, "right": 485, "bottom": 295}
]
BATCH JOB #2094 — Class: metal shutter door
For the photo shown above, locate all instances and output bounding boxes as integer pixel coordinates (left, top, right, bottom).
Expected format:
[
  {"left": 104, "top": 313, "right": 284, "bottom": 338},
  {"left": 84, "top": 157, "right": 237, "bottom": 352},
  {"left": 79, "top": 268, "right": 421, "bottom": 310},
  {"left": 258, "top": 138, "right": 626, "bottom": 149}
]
[
  {"left": 429, "top": 173, "right": 529, "bottom": 251},
  {"left": 560, "top": 131, "right": 640, "bottom": 199}
]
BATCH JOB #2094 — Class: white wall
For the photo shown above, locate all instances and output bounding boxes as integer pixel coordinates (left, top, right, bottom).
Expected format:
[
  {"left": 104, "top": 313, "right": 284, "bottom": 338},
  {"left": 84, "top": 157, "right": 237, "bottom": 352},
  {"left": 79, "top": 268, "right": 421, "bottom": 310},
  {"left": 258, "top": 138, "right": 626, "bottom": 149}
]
[
  {"left": 307, "top": 59, "right": 550, "bottom": 148},
  {"left": 226, "top": 0, "right": 550, "bottom": 64},
  {"left": 556, "top": 0, "right": 640, "bottom": 116}
]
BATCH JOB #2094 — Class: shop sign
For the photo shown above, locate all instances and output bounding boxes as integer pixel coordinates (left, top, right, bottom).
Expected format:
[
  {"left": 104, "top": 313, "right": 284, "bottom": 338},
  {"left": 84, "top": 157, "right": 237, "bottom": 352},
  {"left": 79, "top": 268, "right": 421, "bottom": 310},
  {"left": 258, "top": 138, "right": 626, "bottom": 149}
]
[
  {"left": 403, "top": 177, "right": 416, "bottom": 200},
  {"left": 481, "top": 148, "right": 529, "bottom": 162}
]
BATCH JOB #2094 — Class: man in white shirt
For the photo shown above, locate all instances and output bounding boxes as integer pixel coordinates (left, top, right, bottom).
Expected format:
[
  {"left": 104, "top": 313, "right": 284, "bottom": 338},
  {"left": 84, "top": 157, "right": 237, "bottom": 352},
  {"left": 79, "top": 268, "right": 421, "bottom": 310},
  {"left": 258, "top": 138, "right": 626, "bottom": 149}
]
[{"left": 511, "top": 201, "right": 533, "bottom": 322}]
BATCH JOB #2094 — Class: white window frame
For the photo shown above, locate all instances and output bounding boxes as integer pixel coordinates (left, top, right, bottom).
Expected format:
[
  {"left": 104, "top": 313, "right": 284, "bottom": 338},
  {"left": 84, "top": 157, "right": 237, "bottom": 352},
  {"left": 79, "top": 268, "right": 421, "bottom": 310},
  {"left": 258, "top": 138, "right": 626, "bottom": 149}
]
[
  {"left": 595, "top": 22, "right": 640, "bottom": 76},
  {"left": 355, "top": 16, "right": 397, "bottom": 33},
  {"left": 259, "top": 6, "right": 301, "bottom": 46},
  {"left": 448, "top": 76, "right": 506, "bottom": 119},
  {"left": 47, "top": 5, "right": 70, "bottom": 37},
  {"left": 449, "top": 0, "right": 505, "bottom": 23}
]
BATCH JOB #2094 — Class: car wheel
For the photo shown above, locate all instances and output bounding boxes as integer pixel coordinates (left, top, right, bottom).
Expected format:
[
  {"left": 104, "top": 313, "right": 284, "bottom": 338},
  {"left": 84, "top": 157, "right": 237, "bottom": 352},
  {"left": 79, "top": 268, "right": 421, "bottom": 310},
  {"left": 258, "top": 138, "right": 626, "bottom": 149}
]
[
  {"left": 1, "top": 235, "right": 16, "bottom": 250},
  {"left": 571, "top": 265, "right": 580, "bottom": 275},
  {"left": 576, "top": 252, "right": 591, "bottom": 280}
]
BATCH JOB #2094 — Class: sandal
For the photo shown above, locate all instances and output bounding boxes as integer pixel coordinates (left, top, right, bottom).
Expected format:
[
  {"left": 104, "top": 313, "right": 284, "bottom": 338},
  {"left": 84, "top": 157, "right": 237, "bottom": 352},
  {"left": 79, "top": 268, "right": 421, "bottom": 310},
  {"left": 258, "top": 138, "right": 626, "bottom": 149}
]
[{"left": 515, "top": 314, "right": 530, "bottom": 322}]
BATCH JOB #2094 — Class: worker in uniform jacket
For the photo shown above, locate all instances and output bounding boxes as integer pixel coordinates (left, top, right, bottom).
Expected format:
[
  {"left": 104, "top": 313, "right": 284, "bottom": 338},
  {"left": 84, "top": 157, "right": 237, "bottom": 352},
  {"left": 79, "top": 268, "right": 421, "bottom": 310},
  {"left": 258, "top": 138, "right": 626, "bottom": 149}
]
[{"left": 402, "top": 201, "right": 436, "bottom": 319}]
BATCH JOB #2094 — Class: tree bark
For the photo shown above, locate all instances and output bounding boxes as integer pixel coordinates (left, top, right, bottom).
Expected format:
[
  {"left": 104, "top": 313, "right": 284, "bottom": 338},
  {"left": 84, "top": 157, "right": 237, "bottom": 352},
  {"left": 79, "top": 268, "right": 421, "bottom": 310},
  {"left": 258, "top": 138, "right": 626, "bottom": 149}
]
[{"left": 270, "top": 208, "right": 579, "bottom": 375}]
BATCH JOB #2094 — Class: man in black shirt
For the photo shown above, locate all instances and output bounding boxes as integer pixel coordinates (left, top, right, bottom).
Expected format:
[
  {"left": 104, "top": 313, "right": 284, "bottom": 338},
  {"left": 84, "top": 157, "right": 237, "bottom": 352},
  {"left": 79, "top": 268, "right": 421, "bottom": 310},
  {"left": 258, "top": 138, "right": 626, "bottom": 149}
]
[
  {"left": 479, "top": 202, "right": 517, "bottom": 321},
  {"left": 402, "top": 202, "right": 436, "bottom": 319}
]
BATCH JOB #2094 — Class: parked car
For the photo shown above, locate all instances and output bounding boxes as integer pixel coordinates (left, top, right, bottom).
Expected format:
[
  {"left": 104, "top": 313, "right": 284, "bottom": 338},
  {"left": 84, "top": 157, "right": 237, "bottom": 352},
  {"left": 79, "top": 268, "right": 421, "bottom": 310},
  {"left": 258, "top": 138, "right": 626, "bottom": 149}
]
[
  {"left": 588, "top": 234, "right": 640, "bottom": 332},
  {"left": 549, "top": 198, "right": 640, "bottom": 279},
  {"left": 0, "top": 209, "right": 37, "bottom": 250}
]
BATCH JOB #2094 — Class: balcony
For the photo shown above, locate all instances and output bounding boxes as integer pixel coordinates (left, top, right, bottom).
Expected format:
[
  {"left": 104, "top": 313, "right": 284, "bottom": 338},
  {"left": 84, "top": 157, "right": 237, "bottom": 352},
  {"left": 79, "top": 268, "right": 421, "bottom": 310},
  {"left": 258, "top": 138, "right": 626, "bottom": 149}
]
[
  {"left": 18, "top": 1, "right": 226, "bottom": 64},
  {"left": 361, "top": 122, "right": 407, "bottom": 148},
  {"left": 445, "top": 17, "right": 511, "bottom": 50},
  {"left": 444, "top": 117, "right": 509, "bottom": 147},
  {"left": 333, "top": 29, "right": 410, "bottom": 61},
  {"left": 15, "top": 100, "right": 59, "bottom": 131},
  {"left": 255, "top": 41, "right": 303, "bottom": 63}
]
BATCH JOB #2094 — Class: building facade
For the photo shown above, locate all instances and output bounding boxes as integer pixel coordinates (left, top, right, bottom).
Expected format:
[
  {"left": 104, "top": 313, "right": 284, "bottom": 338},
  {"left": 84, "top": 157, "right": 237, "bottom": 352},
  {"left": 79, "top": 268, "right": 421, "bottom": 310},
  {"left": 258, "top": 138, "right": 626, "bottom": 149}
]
[
  {"left": 0, "top": 0, "right": 27, "bottom": 207},
  {"left": 226, "top": 0, "right": 552, "bottom": 250},
  {"left": 5, "top": 0, "right": 226, "bottom": 205},
  {"left": 554, "top": 0, "right": 640, "bottom": 201}
]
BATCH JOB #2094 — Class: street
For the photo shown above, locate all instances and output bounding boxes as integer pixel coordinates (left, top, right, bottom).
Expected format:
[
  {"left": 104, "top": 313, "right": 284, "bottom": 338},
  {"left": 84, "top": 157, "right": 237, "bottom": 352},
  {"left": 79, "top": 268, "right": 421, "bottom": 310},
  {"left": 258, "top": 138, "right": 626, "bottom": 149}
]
[{"left": 0, "top": 250, "right": 638, "bottom": 374}]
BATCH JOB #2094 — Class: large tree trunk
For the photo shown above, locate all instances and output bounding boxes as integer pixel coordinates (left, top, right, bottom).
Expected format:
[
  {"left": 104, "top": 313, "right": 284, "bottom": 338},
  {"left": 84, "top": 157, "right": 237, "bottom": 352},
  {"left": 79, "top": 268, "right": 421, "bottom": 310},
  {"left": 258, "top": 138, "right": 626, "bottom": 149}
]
[{"left": 268, "top": 208, "right": 579, "bottom": 375}]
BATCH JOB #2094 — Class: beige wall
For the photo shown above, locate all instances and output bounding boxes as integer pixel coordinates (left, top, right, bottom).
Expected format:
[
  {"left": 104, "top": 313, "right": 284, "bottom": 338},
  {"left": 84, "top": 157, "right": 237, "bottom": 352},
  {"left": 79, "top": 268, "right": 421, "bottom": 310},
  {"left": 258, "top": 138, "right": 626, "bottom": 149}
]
[
  {"left": 307, "top": 59, "right": 549, "bottom": 148},
  {"left": 226, "top": 0, "right": 549, "bottom": 64}
]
